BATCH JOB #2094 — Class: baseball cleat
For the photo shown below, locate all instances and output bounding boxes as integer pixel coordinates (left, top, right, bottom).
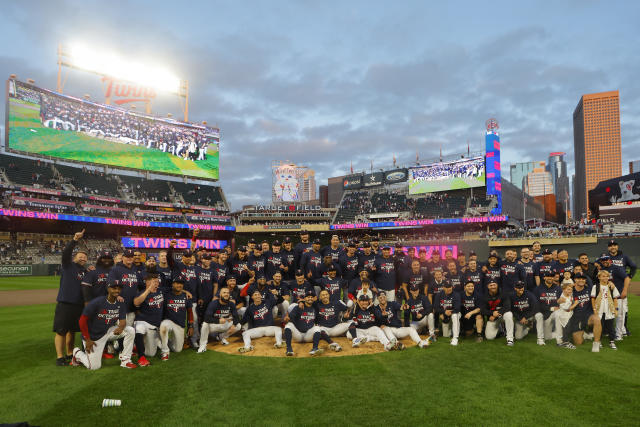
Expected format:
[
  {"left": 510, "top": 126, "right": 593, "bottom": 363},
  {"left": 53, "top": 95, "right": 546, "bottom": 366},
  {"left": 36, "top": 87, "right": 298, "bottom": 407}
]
[
  {"left": 56, "top": 357, "right": 67, "bottom": 367},
  {"left": 450, "top": 338, "right": 458, "bottom": 346},
  {"left": 560, "top": 342, "right": 576, "bottom": 350},
  {"left": 609, "top": 341, "right": 617, "bottom": 350},
  {"left": 351, "top": 337, "right": 367, "bottom": 347},
  {"left": 537, "top": 339, "right": 546, "bottom": 346},
  {"left": 309, "top": 348, "right": 324, "bottom": 356},
  {"left": 329, "top": 343, "right": 342, "bottom": 352},
  {"left": 592, "top": 342, "right": 600, "bottom": 353},
  {"left": 70, "top": 347, "right": 81, "bottom": 366},
  {"left": 428, "top": 334, "right": 437, "bottom": 343},
  {"left": 238, "top": 345, "right": 254, "bottom": 353},
  {"left": 475, "top": 336, "right": 484, "bottom": 343},
  {"left": 221, "top": 338, "right": 230, "bottom": 346},
  {"left": 614, "top": 336, "right": 623, "bottom": 341},
  {"left": 137, "top": 356, "right": 151, "bottom": 367},
  {"left": 121, "top": 361, "right": 138, "bottom": 369},
  {"left": 197, "top": 345, "right": 207, "bottom": 353},
  {"left": 102, "top": 351, "right": 114, "bottom": 359},
  {"left": 161, "top": 353, "right": 169, "bottom": 361},
  {"left": 506, "top": 340, "right": 514, "bottom": 347},
  {"left": 286, "top": 350, "right": 295, "bottom": 356},
  {"left": 395, "top": 342, "right": 406, "bottom": 351},
  {"left": 274, "top": 342, "right": 285, "bottom": 349}
]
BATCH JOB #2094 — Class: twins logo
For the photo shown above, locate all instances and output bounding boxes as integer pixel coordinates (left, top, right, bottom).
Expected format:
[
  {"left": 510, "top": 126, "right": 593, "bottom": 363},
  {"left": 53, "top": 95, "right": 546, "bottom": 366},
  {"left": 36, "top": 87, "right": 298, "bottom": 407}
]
[
  {"left": 286, "top": 254, "right": 295, "bottom": 264},
  {"left": 319, "top": 307, "right": 335, "bottom": 320},
  {"left": 147, "top": 293, "right": 164, "bottom": 309},
  {"left": 513, "top": 299, "right": 530, "bottom": 311},
  {"left": 253, "top": 260, "right": 265, "bottom": 270},
  {"left": 76, "top": 271, "right": 85, "bottom": 281},
  {"left": 121, "top": 274, "right": 138, "bottom": 287},
  {"left": 98, "top": 308, "right": 120, "bottom": 324},
  {"left": 309, "top": 257, "right": 322, "bottom": 267},
  {"left": 379, "top": 262, "right": 394, "bottom": 274},
  {"left": 539, "top": 293, "right": 558, "bottom": 305},
  {"left": 573, "top": 292, "right": 590, "bottom": 308},
  {"left": 346, "top": 259, "right": 358, "bottom": 271},
  {"left": 234, "top": 263, "right": 248, "bottom": 274},
  {"left": 253, "top": 305, "right": 269, "bottom": 320},
  {"left": 611, "top": 259, "right": 624, "bottom": 268},
  {"left": 167, "top": 299, "right": 186, "bottom": 312},
  {"left": 488, "top": 299, "right": 502, "bottom": 312},
  {"left": 97, "top": 273, "right": 108, "bottom": 284}
]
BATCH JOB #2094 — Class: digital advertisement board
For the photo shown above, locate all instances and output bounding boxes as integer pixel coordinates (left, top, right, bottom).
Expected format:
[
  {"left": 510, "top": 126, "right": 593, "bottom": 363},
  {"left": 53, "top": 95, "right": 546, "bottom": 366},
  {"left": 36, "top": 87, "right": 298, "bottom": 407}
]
[
  {"left": 272, "top": 163, "right": 301, "bottom": 202},
  {"left": 408, "top": 156, "right": 485, "bottom": 194},
  {"left": 362, "top": 172, "right": 384, "bottom": 187},
  {"left": 6, "top": 79, "right": 220, "bottom": 180},
  {"left": 343, "top": 174, "right": 362, "bottom": 190},
  {"left": 384, "top": 168, "right": 408, "bottom": 184},
  {"left": 121, "top": 237, "right": 227, "bottom": 249},
  {"left": 485, "top": 118, "right": 502, "bottom": 214}
]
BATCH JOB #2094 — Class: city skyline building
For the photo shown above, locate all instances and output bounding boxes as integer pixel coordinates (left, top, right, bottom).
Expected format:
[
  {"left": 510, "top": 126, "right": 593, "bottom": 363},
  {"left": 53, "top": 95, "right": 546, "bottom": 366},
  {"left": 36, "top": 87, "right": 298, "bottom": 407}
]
[
  {"left": 630, "top": 160, "right": 640, "bottom": 174},
  {"left": 510, "top": 161, "right": 537, "bottom": 190},
  {"left": 573, "top": 90, "right": 622, "bottom": 219}
]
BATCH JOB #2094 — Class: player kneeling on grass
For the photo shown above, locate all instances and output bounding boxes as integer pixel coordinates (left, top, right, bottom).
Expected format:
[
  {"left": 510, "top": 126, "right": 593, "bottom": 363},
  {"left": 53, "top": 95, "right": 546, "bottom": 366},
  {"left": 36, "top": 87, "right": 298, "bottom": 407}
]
[
  {"left": 316, "top": 289, "right": 351, "bottom": 352},
  {"left": 565, "top": 273, "right": 601, "bottom": 352},
  {"left": 347, "top": 294, "right": 394, "bottom": 350},
  {"left": 378, "top": 291, "right": 428, "bottom": 349},
  {"left": 269, "top": 272, "right": 291, "bottom": 320},
  {"left": 283, "top": 290, "right": 324, "bottom": 356},
  {"left": 591, "top": 270, "right": 620, "bottom": 351},
  {"left": 482, "top": 281, "right": 514, "bottom": 346},
  {"left": 511, "top": 281, "right": 543, "bottom": 344},
  {"left": 534, "top": 271, "right": 562, "bottom": 345},
  {"left": 460, "top": 281, "right": 484, "bottom": 342},
  {"left": 403, "top": 284, "right": 436, "bottom": 343},
  {"left": 72, "top": 281, "right": 137, "bottom": 370},
  {"left": 198, "top": 287, "right": 241, "bottom": 353},
  {"left": 238, "top": 290, "right": 284, "bottom": 353},
  {"left": 434, "top": 282, "right": 461, "bottom": 346},
  {"left": 133, "top": 273, "right": 164, "bottom": 367},
  {"left": 159, "top": 279, "right": 194, "bottom": 361}
]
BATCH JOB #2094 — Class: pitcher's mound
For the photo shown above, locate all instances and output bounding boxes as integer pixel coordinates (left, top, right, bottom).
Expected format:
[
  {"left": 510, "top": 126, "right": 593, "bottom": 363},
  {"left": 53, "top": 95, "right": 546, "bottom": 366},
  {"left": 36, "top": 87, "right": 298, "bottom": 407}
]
[{"left": 205, "top": 335, "right": 425, "bottom": 358}]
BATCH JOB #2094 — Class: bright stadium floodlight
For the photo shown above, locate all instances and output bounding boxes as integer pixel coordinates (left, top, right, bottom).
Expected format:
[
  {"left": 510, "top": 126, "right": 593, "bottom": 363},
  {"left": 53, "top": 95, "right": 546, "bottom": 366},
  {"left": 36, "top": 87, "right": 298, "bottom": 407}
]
[{"left": 67, "top": 44, "right": 181, "bottom": 93}]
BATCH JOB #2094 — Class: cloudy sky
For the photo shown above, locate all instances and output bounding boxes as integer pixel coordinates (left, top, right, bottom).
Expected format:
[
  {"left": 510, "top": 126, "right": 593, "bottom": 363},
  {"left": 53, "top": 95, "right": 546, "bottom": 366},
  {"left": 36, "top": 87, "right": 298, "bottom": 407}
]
[{"left": 0, "top": 1, "right": 638, "bottom": 209}]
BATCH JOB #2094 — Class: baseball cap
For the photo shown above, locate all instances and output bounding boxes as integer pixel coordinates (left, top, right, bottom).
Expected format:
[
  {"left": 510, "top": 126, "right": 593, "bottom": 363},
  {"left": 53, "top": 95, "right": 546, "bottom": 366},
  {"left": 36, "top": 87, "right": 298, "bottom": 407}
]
[
  {"left": 283, "top": 237, "right": 292, "bottom": 243},
  {"left": 469, "top": 251, "right": 476, "bottom": 256},
  {"left": 408, "top": 283, "right": 421, "bottom": 292},
  {"left": 358, "top": 294, "right": 371, "bottom": 301},
  {"left": 248, "top": 238, "right": 256, "bottom": 244},
  {"left": 202, "top": 253, "right": 212, "bottom": 260},
  {"left": 574, "top": 272, "right": 586, "bottom": 280},
  {"left": 295, "top": 269, "right": 305, "bottom": 277},
  {"left": 226, "top": 275, "right": 237, "bottom": 282},
  {"left": 107, "top": 280, "right": 122, "bottom": 288},
  {"left": 599, "top": 253, "right": 611, "bottom": 261},
  {"left": 272, "top": 240, "right": 281, "bottom": 246},
  {"left": 256, "top": 274, "right": 266, "bottom": 281},
  {"left": 542, "top": 249, "right": 552, "bottom": 255},
  {"left": 362, "top": 242, "right": 371, "bottom": 248},
  {"left": 395, "top": 242, "right": 403, "bottom": 248},
  {"left": 305, "top": 289, "right": 316, "bottom": 297},
  {"left": 347, "top": 242, "right": 357, "bottom": 248},
  {"left": 312, "top": 239, "right": 321, "bottom": 245},
  {"left": 172, "top": 278, "right": 185, "bottom": 285},
  {"left": 443, "top": 281, "right": 453, "bottom": 288},
  {"left": 182, "top": 251, "right": 193, "bottom": 258},
  {"left": 300, "top": 229, "right": 309, "bottom": 235},
  {"left": 608, "top": 240, "right": 618, "bottom": 246},
  {"left": 123, "top": 249, "right": 135, "bottom": 258},
  {"left": 253, "top": 246, "right": 262, "bottom": 251},
  {"left": 543, "top": 270, "right": 556, "bottom": 277},
  {"left": 382, "top": 246, "right": 391, "bottom": 250},
  {"left": 327, "top": 265, "right": 337, "bottom": 272},
  {"left": 237, "top": 245, "right": 247, "bottom": 252},
  {"left": 514, "top": 281, "right": 525, "bottom": 289},
  {"left": 98, "top": 250, "right": 113, "bottom": 259},
  {"left": 487, "top": 279, "right": 499, "bottom": 286},
  {"left": 488, "top": 252, "right": 498, "bottom": 259}
]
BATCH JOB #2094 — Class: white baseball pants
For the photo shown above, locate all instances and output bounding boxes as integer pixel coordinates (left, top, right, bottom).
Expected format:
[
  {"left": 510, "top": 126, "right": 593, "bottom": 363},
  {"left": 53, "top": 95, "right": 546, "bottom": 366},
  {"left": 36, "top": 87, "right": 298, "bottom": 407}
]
[
  {"left": 199, "top": 321, "right": 240, "bottom": 347},
  {"left": 485, "top": 312, "right": 514, "bottom": 341},
  {"left": 284, "top": 323, "right": 320, "bottom": 342},
  {"left": 538, "top": 310, "right": 562, "bottom": 342},
  {"left": 441, "top": 313, "right": 461, "bottom": 339},
  {"left": 616, "top": 298, "right": 628, "bottom": 339},
  {"left": 75, "top": 326, "right": 135, "bottom": 370},
  {"left": 383, "top": 326, "right": 422, "bottom": 344},
  {"left": 134, "top": 320, "right": 161, "bottom": 357},
  {"left": 348, "top": 326, "right": 390, "bottom": 346},
  {"left": 410, "top": 313, "right": 435, "bottom": 335},
  {"left": 241, "top": 326, "right": 283, "bottom": 349},
  {"left": 159, "top": 319, "right": 185, "bottom": 354},
  {"left": 318, "top": 322, "right": 352, "bottom": 337}
]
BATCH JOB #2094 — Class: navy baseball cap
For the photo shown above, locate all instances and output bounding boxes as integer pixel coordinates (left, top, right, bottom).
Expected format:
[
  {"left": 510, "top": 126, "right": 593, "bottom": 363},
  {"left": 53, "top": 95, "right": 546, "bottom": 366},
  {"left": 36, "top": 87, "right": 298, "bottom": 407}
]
[
  {"left": 543, "top": 270, "right": 556, "bottom": 277},
  {"left": 542, "top": 249, "right": 552, "bottom": 255},
  {"left": 253, "top": 246, "right": 262, "bottom": 251},
  {"left": 107, "top": 280, "right": 122, "bottom": 288},
  {"left": 295, "top": 269, "right": 305, "bottom": 276},
  {"left": 608, "top": 240, "right": 618, "bottom": 246},
  {"left": 300, "top": 229, "right": 309, "bottom": 235},
  {"left": 488, "top": 252, "right": 498, "bottom": 259},
  {"left": 182, "top": 251, "right": 193, "bottom": 257},
  {"left": 514, "top": 281, "right": 525, "bottom": 289},
  {"left": 248, "top": 238, "right": 256, "bottom": 244},
  {"left": 312, "top": 239, "right": 321, "bottom": 245},
  {"left": 305, "top": 289, "right": 316, "bottom": 297},
  {"left": 408, "top": 283, "right": 421, "bottom": 292},
  {"left": 487, "top": 280, "right": 499, "bottom": 285},
  {"left": 272, "top": 240, "right": 281, "bottom": 246},
  {"left": 226, "top": 275, "right": 237, "bottom": 282},
  {"left": 202, "top": 253, "right": 212, "bottom": 260},
  {"left": 98, "top": 250, "right": 113, "bottom": 259},
  {"left": 395, "top": 242, "right": 403, "bottom": 248},
  {"left": 348, "top": 242, "right": 357, "bottom": 248},
  {"left": 599, "top": 254, "right": 611, "bottom": 261},
  {"left": 382, "top": 246, "right": 391, "bottom": 250},
  {"left": 443, "top": 281, "right": 453, "bottom": 288},
  {"left": 283, "top": 237, "right": 292, "bottom": 243},
  {"left": 237, "top": 245, "right": 247, "bottom": 252},
  {"left": 362, "top": 242, "right": 371, "bottom": 248},
  {"left": 574, "top": 272, "right": 586, "bottom": 280},
  {"left": 123, "top": 249, "right": 135, "bottom": 258},
  {"left": 256, "top": 274, "right": 266, "bottom": 281},
  {"left": 358, "top": 294, "right": 371, "bottom": 301}
]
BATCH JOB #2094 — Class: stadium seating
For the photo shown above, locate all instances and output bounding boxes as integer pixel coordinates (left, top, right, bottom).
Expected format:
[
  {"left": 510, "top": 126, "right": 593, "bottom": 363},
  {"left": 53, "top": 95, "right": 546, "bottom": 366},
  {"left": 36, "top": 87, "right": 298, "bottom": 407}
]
[
  {"left": 171, "top": 181, "right": 224, "bottom": 207},
  {"left": 0, "top": 155, "right": 57, "bottom": 187},
  {"left": 413, "top": 194, "right": 467, "bottom": 219},
  {"left": 118, "top": 175, "right": 173, "bottom": 202},
  {"left": 54, "top": 164, "right": 121, "bottom": 197}
]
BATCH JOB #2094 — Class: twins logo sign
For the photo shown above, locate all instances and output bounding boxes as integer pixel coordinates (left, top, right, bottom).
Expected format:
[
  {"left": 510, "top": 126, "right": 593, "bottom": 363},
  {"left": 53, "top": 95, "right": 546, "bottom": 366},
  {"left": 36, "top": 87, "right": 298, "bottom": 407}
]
[{"left": 98, "top": 308, "right": 120, "bottom": 325}]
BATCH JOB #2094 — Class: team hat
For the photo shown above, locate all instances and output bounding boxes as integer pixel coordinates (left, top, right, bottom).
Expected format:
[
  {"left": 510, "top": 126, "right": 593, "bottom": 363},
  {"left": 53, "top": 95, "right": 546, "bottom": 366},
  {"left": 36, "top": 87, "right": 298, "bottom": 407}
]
[
  {"left": 395, "top": 242, "right": 403, "bottom": 248},
  {"left": 465, "top": 279, "right": 475, "bottom": 286},
  {"left": 123, "top": 249, "right": 135, "bottom": 258},
  {"left": 542, "top": 249, "right": 552, "bottom": 255},
  {"left": 248, "top": 238, "right": 256, "bottom": 244},
  {"left": 347, "top": 242, "right": 357, "bottom": 248},
  {"left": 272, "top": 240, "right": 281, "bottom": 246},
  {"left": 107, "top": 280, "right": 122, "bottom": 288},
  {"left": 362, "top": 242, "right": 371, "bottom": 248},
  {"left": 226, "top": 275, "right": 237, "bottom": 282},
  {"left": 295, "top": 269, "right": 305, "bottom": 276},
  {"left": 382, "top": 246, "right": 391, "bottom": 250},
  {"left": 543, "top": 270, "right": 556, "bottom": 277},
  {"left": 237, "top": 245, "right": 247, "bottom": 252},
  {"left": 283, "top": 237, "right": 292, "bottom": 243},
  {"left": 253, "top": 245, "right": 262, "bottom": 251},
  {"left": 256, "top": 274, "right": 266, "bottom": 281},
  {"left": 202, "top": 253, "right": 212, "bottom": 260},
  {"left": 182, "top": 251, "right": 193, "bottom": 257},
  {"left": 305, "top": 289, "right": 316, "bottom": 297},
  {"left": 443, "top": 281, "right": 453, "bottom": 288},
  {"left": 599, "top": 253, "right": 611, "bottom": 261},
  {"left": 408, "top": 283, "right": 421, "bottom": 292},
  {"left": 300, "top": 229, "right": 309, "bottom": 235},
  {"left": 488, "top": 252, "right": 498, "bottom": 259},
  {"left": 514, "top": 281, "right": 525, "bottom": 289},
  {"left": 608, "top": 240, "right": 618, "bottom": 246},
  {"left": 574, "top": 272, "right": 586, "bottom": 280},
  {"left": 358, "top": 294, "right": 371, "bottom": 301},
  {"left": 458, "top": 250, "right": 465, "bottom": 256},
  {"left": 487, "top": 279, "right": 499, "bottom": 286},
  {"left": 312, "top": 239, "right": 321, "bottom": 245},
  {"left": 98, "top": 250, "right": 113, "bottom": 259}
]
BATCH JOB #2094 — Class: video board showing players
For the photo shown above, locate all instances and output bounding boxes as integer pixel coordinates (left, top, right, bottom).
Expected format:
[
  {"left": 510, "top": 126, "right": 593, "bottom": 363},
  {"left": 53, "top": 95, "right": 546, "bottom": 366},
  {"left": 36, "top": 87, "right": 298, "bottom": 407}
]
[
  {"left": 408, "top": 156, "right": 485, "bottom": 194},
  {"left": 6, "top": 79, "right": 220, "bottom": 180}
]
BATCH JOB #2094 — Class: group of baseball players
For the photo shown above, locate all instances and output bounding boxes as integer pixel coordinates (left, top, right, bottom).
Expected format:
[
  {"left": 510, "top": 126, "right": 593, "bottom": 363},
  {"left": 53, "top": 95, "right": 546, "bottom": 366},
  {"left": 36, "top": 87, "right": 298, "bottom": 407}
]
[{"left": 52, "top": 228, "right": 636, "bottom": 370}]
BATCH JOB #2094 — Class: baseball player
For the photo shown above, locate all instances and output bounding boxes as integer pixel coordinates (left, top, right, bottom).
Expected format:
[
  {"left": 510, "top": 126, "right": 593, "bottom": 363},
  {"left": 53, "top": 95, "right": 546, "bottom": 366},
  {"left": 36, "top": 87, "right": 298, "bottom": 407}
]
[
  {"left": 533, "top": 270, "right": 562, "bottom": 344},
  {"left": 283, "top": 290, "right": 323, "bottom": 356},
  {"left": 460, "top": 280, "right": 483, "bottom": 342},
  {"left": 53, "top": 229, "right": 87, "bottom": 366},
  {"left": 433, "top": 282, "right": 461, "bottom": 346},
  {"left": 315, "top": 289, "right": 350, "bottom": 351},
  {"left": 108, "top": 249, "right": 143, "bottom": 328},
  {"left": 499, "top": 249, "right": 526, "bottom": 295},
  {"left": 133, "top": 273, "right": 164, "bottom": 366},
  {"left": 238, "top": 290, "right": 284, "bottom": 353},
  {"left": 374, "top": 246, "right": 397, "bottom": 302},
  {"left": 510, "top": 281, "right": 543, "bottom": 343},
  {"left": 269, "top": 271, "right": 290, "bottom": 320},
  {"left": 71, "top": 280, "right": 137, "bottom": 370},
  {"left": 482, "top": 280, "right": 514, "bottom": 345},
  {"left": 221, "top": 275, "right": 246, "bottom": 317},
  {"left": 404, "top": 284, "right": 436, "bottom": 342},
  {"left": 401, "top": 260, "right": 428, "bottom": 301},
  {"left": 81, "top": 250, "right": 113, "bottom": 303},
  {"left": 159, "top": 278, "right": 194, "bottom": 361},
  {"left": 378, "top": 291, "right": 428, "bottom": 349},
  {"left": 607, "top": 239, "right": 636, "bottom": 338},
  {"left": 317, "top": 266, "right": 343, "bottom": 303},
  {"left": 198, "top": 287, "right": 241, "bottom": 353},
  {"left": 357, "top": 242, "right": 377, "bottom": 276},
  {"left": 347, "top": 294, "right": 393, "bottom": 350},
  {"left": 565, "top": 273, "right": 600, "bottom": 351},
  {"left": 288, "top": 269, "right": 315, "bottom": 308}
]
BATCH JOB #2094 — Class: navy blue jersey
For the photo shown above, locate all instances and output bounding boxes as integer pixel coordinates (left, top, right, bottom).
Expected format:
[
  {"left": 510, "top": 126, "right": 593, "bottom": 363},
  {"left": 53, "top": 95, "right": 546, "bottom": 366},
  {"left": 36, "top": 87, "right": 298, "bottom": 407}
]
[
  {"left": 377, "top": 301, "right": 403, "bottom": 328},
  {"left": 404, "top": 295, "right": 433, "bottom": 324},
  {"left": 242, "top": 295, "right": 276, "bottom": 328},
  {"left": 340, "top": 254, "right": 360, "bottom": 282},
  {"left": 83, "top": 296, "right": 126, "bottom": 340},
  {"left": 230, "top": 256, "right": 252, "bottom": 285},
  {"left": 463, "top": 269, "right": 482, "bottom": 289},
  {"left": 108, "top": 263, "right": 142, "bottom": 311},
  {"left": 318, "top": 261, "right": 343, "bottom": 281},
  {"left": 519, "top": 261, "right": 537, "bottom": 291},
  {"left": 603, "top": 265, "right": 628, "bottom": 293},
  {"left": 294, "top": 241, "right": 313, "bottom": 269},
  {"left": 81, "top": 266, "right": 110, "bottom": 301},
  {"left": 403, "top": 271, "right": 428, "bottom": 292},
  {"left": 500, "top": 261, "right": 526, "bottom": 293},
  {"left": 428, "top": 259, "right": 446, "bottom": 274},
  {"left": 347, "top": 278, "right": 378, "bottom": 298},
  {"left": 434, "top": 291, "right": 461, "bottom": 314},
  {"left": 531, "top": 252, "right": 544, "bottom": 263},
  {"left": 427, "top": 279, "right": 447, "bottom": 298},
  {"left": 609, "top": 252, "right": 637, "bottom": 278},
  {"left": 280, "top": 249, "right": 296, "bottom": 281},
  {"left": 447, "top": 273, "right": 463, "bottom": 293},
  {"left": 203, "top": 299, "right": 239, "bottom": 324},
  {"left": 301, "top": 250, "right": 323, "bottom": 280},
  {"left": 157, "top": 265, "right": 173, "bottom": 290},
  {"left": 511, "top": 290, "right": 538, "bottom": 320},
  {"left": 374, "top": 256, "right": 396, "bottom": 291},
  {"left": 553, "top": 260, "right": 576, "bottom": 277},
  {"left": 172, "top": 261, "right": 198, "bottom": 296},
  {"left": 211, "top": 262, "right": 229, "bottom": 287},
  {"left": 56, "top": 240, "right": 87, "bottom": 305},
  {"left": 481, "top": 264, "right": 502, "bottom": 292},
  {"left": 481, "top": 292, "right": 511, "bottom": 316},
  {"left": 245, "top": 284, "right": 271, "bottom": 302},
  {"left": 289, "top": 304, "right": 318, "bottom": 333},
  {"left": 460, "top": 293, "right": 482, "bottom": 316},
  {"left": 163, "top": 290, "right": 192, "bottom": 327},
  {"left": 321, "top": 246, "right": 344, "bottom": 263},
  {"left": 135, "top": 290, "right": 165, "bottom": 327},
  {"left": 268, "top": 282, "right": 289, "bottom": 303},
  {"left": 350, "top": 305, "right": 379, "bottom": 329},
  {"left": 289, "top": 280, "right": 315, "bottom": 303},
  {"left": 316, "top": 300, "right": 348, "bottom": 328},
  {"left": 264, "top": 251, "right": 285, "bottom": 281},
  {"left": 418, "top": 260, "right": 430, "bottom": 278},
  {"left": 534, "top": 261, "right": 556, "bottom": 279},
  {"left": 534, "top": 284, "right": 562, "bottom": 318},
  {"left": 572, "top": 286, "right": 593, "bottom": 317},
  {"left": 358, "top": 252, "right": 377, "bottom": 275},
  {"left": 318, "top": 276, "right": 343, "bottom": 302},
  {"left": 195, "top": 265, "right": 215, "bottom": 304},
  {"left": 248, "top": 254, "right": 266, "bottom": 276}
]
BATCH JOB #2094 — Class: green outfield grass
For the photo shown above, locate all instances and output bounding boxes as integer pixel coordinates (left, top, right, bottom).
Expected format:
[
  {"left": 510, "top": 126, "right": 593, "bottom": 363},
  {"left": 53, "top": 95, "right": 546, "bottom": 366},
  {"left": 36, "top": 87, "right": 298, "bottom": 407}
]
[
  {"left": 409, "top": 174, "right": 485, "bottom": 194},
  {"left": 0, "top": 275, "right": 59, "bottom": 290},
  {"left": 8, "top": 97, "right": 219, "bottom": 180},
  {"left": 0, "top": 293, "right": 638, "bottom": 426}
]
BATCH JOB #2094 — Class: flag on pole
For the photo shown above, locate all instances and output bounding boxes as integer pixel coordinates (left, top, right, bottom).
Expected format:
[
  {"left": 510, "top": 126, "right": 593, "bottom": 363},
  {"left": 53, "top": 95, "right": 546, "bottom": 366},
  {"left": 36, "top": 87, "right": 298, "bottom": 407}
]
[
  {"left": 393, "top": 154, "right": 396, "bottom": 167},
  {"left": 467, "top": 141, "right": 470, "bottom": 156},
  {"left": 350, "top": 161, "right": 353, "bottom": 174},
  {"left": 439, "top": 147, "right": 443, "bottom": 162},
  {"left": 416, "top": 151, "right": 419, "bottom": 164}
]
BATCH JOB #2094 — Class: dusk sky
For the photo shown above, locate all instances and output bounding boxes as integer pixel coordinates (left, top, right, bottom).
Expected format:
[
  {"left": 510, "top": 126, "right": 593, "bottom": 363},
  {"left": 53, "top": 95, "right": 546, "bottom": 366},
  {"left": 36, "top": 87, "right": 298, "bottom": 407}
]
[{"left": 0, "top": 1, "right": 638, "bottom": 209}]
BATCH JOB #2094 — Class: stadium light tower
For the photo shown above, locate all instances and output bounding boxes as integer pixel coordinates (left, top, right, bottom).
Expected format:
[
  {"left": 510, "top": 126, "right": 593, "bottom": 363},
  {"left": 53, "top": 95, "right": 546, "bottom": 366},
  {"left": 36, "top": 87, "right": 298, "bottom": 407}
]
[{"left": 56, "top": 44, "right": 190, "bottom": 121}]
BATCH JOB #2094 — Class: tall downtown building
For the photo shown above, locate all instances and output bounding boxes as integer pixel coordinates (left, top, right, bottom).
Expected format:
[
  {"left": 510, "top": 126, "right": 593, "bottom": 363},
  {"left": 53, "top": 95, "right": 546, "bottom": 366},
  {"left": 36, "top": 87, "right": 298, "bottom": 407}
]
[{"left": 573, "top": 90, "right": 621, "bottom": 219}]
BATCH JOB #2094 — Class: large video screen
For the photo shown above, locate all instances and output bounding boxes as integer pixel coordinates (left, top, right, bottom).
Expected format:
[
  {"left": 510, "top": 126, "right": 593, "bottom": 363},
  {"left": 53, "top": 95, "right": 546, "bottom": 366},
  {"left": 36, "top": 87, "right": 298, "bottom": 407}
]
[
  {"left": 6, "top": 79, "right": 219, "bottom": 180},
  {"left": 409, "top": 156, "right": 485, "bottom": 194},
  {"left": 272, "top": 163, "right": 301, "bottom": 202}
]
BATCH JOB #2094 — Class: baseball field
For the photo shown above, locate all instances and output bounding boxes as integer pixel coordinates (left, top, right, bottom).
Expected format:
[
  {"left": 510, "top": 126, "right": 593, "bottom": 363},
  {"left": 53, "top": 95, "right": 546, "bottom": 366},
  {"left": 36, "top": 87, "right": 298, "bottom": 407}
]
[
  {"left": 0, "top": 276, "right": 639, "bottom": 426},
  {"left": 7, "top": 97, "right": 220, "bottom": 180},
  {"left": 408, "top": 174, "right": 486, "bottom": 194}
]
